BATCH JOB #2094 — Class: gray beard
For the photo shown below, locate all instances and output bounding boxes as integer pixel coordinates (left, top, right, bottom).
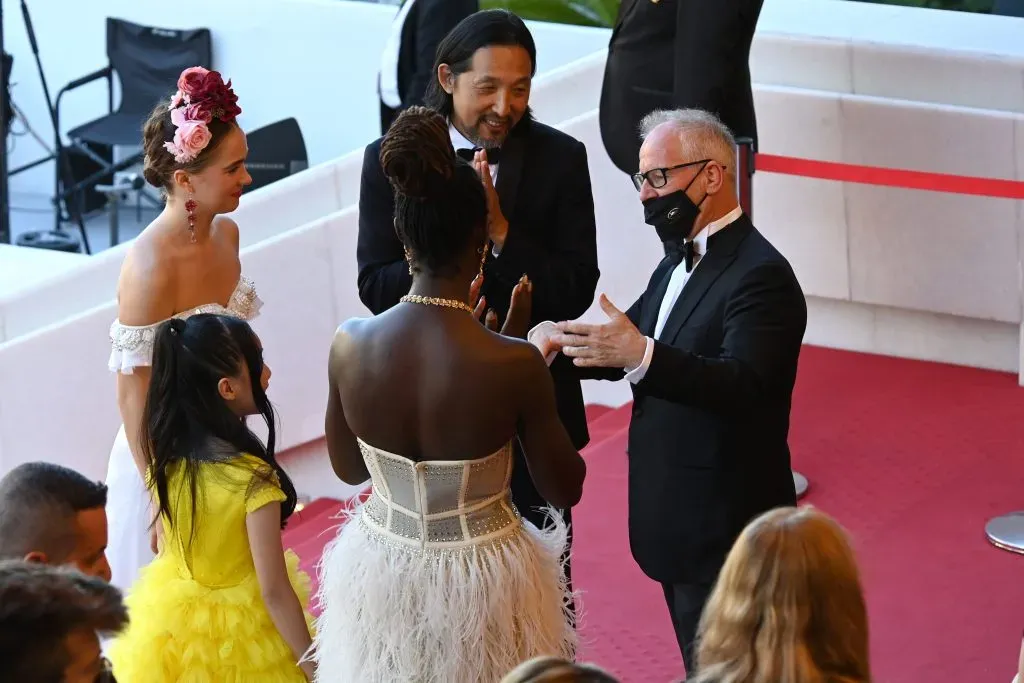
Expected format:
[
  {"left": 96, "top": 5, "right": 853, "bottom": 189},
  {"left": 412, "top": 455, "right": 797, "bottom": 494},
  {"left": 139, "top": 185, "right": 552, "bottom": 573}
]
[{"left": 450, "top": 118, "right": 503, "bottom": 149}]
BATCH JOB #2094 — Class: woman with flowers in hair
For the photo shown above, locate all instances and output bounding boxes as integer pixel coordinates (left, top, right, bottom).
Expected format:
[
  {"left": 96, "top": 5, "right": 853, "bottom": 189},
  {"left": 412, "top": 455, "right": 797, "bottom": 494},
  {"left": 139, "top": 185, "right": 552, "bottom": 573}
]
[{"left": 104, "top": 66, "right": 261, "bottom": 594}]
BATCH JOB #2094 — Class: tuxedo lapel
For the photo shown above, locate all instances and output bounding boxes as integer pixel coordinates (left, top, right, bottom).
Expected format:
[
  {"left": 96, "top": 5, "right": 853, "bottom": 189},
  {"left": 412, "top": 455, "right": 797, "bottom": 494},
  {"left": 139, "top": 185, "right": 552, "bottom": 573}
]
[
  {"left": 494, "top": 129, "right": 525, "bottom": 221},
  {"left": 640, "top": 260, "right": 675, "bottom": 336},
  {"left": 658, "top": 217, "right": 752, "bottom": 343}
]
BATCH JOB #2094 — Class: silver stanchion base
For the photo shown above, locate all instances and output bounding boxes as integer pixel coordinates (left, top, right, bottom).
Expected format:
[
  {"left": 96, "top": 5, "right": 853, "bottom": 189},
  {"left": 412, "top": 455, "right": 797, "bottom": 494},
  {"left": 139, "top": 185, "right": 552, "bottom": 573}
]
[
  {"left": 794, "top": 471, "right": 809, "bottom": 499},
  {"left": 985, "top": 511, "right": 1024, "bottom": 554}
]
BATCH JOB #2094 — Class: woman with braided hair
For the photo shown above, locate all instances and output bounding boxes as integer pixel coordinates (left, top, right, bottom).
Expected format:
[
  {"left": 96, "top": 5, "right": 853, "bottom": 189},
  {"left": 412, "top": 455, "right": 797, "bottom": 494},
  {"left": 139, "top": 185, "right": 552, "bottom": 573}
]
[{"left": 313, "top": 106, "right": 586, "bottom": 682}]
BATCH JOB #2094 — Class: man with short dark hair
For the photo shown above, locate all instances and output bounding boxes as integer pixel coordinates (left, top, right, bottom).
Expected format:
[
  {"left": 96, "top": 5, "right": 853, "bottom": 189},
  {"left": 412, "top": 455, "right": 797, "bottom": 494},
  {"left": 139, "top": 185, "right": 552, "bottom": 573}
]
[
  {"left": 0, "top": 462, "right": 112, "bottom": 582},
  {"left": 357, "top": 9, "right": 600, "bottom": 600},
  {"left": 0, "top": 559, "right": 126, "bottom": 682}
]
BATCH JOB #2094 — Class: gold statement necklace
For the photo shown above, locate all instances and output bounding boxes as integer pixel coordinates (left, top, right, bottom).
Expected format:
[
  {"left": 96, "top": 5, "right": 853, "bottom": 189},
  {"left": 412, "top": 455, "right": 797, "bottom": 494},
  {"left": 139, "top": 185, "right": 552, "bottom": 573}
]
[{"left": 400, "top": 294, "right": 474, "bottom": 314}]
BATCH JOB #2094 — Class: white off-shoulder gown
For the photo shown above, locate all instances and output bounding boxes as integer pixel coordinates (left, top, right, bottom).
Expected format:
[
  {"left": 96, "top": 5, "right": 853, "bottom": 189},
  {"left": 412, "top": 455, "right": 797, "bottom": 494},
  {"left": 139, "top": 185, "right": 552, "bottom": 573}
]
[{"left": 103, "top": 276, "right": 262, "bottom": 592}]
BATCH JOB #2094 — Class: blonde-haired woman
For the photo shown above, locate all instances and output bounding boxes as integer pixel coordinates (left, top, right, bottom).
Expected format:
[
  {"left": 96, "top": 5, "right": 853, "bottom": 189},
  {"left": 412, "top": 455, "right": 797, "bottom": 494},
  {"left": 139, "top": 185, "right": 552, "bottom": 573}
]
[{"left": 692, "top": 506, "right": 871, "bottom": 683}]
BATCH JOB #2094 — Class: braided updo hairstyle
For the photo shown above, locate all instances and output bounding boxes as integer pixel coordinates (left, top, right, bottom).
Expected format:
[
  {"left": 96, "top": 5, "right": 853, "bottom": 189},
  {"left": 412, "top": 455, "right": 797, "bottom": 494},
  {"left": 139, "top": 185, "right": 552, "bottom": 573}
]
[
  {"left": 141, "top": 102, "right": 235, "bottom": 192},
  {"left": 380, "top": 106, "right": 488, "bottom": 276}
]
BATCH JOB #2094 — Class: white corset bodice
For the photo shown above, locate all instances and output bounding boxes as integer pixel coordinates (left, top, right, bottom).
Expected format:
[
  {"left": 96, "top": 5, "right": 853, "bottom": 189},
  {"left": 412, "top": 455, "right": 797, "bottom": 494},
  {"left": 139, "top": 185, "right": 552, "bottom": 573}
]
[
  {"left": 108, "top": 276, "right": 262, "bottom": 374},
  {"left": 357, "top": 438, "right": 522, "bottom": 550}
]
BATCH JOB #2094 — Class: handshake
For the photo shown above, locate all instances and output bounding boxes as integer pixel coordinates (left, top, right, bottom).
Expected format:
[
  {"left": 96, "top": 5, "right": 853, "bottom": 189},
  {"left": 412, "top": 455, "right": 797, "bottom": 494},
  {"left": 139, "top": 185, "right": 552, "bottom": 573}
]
[
  {"left": 526, "top": 294, "right": 648, "bottom": 371},
  {"left": 467, "top": 273, "right": 647, "bottom": 371}
]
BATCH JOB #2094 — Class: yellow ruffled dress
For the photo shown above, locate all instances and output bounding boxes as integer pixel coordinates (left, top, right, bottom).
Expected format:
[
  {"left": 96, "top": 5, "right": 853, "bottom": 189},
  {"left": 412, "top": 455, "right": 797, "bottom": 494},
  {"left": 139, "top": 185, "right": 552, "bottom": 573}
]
[{"left": 108, "top": 454, "right": 314, "bottom": 682}]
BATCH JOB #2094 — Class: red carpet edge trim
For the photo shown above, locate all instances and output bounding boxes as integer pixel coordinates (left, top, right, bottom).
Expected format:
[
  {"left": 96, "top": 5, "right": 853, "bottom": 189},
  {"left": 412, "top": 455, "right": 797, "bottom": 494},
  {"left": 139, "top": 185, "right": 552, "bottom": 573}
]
[{"left": 756, "top": 154, "right": 1024, "bottom": 200}]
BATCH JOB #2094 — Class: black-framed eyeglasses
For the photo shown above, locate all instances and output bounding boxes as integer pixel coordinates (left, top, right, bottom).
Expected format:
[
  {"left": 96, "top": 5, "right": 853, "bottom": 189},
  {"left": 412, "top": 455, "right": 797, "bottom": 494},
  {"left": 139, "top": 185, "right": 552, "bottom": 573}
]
[{"left": 631, "top": 159, "right": 714, "bottom": 191}]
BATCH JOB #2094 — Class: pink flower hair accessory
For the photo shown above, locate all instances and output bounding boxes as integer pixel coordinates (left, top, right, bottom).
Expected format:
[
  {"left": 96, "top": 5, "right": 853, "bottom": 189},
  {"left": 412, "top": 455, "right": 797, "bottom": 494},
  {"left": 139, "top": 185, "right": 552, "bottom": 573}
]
[{"left": 162, "top": 66, "right": 242, "bottom": 163}]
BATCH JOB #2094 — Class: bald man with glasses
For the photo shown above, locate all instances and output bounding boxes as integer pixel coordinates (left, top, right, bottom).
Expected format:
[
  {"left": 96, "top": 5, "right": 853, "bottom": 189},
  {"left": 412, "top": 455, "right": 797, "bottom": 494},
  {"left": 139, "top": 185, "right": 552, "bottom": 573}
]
[{"left": 530, "top": 108, "right": 806, "bottom": 676}]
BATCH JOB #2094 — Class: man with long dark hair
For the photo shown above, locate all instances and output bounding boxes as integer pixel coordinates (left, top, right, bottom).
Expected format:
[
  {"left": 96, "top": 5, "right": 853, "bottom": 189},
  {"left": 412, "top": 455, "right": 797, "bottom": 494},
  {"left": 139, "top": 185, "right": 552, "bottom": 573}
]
[{"left": 356, "top": 9, "right": 599, "bottom": 607}]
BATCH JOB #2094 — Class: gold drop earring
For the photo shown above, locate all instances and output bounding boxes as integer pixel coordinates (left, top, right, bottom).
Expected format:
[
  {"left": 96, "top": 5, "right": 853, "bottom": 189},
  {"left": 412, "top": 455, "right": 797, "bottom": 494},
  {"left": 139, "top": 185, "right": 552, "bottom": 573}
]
[
  {"left": 478, "top": 242, "right": 489, "bottom": 277},
  {"left": 404, "top": 246, "right": 414, "bottom": 275}
]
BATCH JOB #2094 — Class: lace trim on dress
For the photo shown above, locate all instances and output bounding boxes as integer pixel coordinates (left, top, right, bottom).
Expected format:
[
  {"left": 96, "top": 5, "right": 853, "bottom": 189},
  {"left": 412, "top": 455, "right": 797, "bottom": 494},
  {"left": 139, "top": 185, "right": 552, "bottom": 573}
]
[{"left": 107, "top": 276, "right": 263, "bottom": 374}]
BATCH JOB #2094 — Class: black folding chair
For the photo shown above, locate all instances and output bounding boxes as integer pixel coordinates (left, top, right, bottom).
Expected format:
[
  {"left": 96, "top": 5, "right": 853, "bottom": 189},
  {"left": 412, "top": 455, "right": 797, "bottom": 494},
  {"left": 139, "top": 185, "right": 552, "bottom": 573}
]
[
  {"left": 2, "top": 51, "right": 12, "bottom": 131},
  {"left": 243, "top": 118, "right": 308, "bottom": 194},
  {"left": 54, "top": 18, "right": 211, "bottom": 246}
]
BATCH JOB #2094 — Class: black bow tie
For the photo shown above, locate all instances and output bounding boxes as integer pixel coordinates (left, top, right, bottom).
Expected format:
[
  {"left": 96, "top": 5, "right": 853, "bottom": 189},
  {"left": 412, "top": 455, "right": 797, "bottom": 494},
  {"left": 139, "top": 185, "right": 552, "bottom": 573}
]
[
  {"left": 667, "top": 240, "right": 699, "bottom": 272},
  {"left": 456, "top": 146, "right": 502, "bottom": 165}
]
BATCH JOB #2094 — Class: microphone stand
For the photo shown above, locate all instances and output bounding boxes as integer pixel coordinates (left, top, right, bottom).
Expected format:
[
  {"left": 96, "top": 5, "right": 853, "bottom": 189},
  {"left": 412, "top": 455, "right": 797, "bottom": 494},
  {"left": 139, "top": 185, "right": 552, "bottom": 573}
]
[{"left": 1, "top": 1, "right": 11, "bottom": 244}]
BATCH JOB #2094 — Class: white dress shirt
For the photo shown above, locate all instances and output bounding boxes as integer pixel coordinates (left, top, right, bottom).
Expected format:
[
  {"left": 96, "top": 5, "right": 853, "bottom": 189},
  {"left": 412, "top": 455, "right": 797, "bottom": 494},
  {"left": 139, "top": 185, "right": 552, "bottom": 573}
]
[
  {"left": 623, "top": 206, "right": 743, "bottom": 383},
  {"left": 449, "top": 123, "right": 500, "bottom": 185},
  {"left": 379, "top": 0, "right": 416, "bottom": 108},
  {"left": 527, "top": 206, "right": 743, "bottom": 372}
]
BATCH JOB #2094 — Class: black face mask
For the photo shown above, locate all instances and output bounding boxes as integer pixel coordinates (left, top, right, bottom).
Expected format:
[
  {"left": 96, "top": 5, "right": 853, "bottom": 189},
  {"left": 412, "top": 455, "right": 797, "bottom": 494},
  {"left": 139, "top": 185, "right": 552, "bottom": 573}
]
[{"left": 641, "top": 163, "right": 709, "bottom": 247}]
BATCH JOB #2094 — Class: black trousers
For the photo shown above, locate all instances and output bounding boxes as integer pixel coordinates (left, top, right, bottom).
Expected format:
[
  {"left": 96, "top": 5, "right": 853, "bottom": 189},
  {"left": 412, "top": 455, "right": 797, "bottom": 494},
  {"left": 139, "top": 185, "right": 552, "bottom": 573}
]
[
  {"left": 662, "top": 580, "right": 714, "bottom": 677},
  {"left": 510, "top": 441, "right": 575, "bottom": 624}
]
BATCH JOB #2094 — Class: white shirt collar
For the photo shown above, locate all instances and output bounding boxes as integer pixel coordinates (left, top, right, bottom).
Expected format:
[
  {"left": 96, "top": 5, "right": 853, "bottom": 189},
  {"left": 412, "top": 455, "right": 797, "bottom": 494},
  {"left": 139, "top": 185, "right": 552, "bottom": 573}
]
[
  {"left": 691, "top": 205, "right": 742, "bottom": 254},
  {"left": 449, "top": 122, "right": 500, "bottom": 189},
  {"left": 449, "top": 123, "right": 476, "bottom": 152},
  {"left": 448, "top": 122, "right": 501, "bottom": 166}
]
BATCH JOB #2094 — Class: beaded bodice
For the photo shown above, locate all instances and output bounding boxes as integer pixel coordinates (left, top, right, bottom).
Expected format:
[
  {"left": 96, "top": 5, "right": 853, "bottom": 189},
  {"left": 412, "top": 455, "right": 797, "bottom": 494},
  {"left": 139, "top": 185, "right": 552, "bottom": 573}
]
[
  {"left": 108, "top": 276, "right": 262, "bottom": 374},
  {"left": 357, "top": 438, "right": 522, "bottom": 550}
]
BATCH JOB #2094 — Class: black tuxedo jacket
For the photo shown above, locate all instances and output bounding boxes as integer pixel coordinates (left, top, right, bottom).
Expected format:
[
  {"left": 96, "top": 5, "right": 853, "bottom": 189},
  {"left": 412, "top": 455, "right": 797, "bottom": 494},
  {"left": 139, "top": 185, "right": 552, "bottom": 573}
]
[
  {"left": 378, "top": 0, "right": 478, "bottom": 134},
  {"left": 590, "top": 215, "right": 805, "bottom": 584},
  {"left": 599, "top": 0, "right": 765, "bottom": 175},
  {"left": 356, "top": 117, "right": 600, "bottom": 454}
]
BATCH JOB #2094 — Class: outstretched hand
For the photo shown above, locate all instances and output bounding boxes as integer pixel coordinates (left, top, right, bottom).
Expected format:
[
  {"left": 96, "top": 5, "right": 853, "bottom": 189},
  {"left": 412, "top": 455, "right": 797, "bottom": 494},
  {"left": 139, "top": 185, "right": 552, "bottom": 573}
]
[
  {"left": 502, "top": 274, "right": 533, "bottom": 338},
  {"left": 468, "top": 273, "right": 533, "bottom": 337},
  {"left": 474, "top": 150, "right": 508, "bottom": 250},
  {"left": 470, "top": 273, "right": 488, "bottom": 321},
  {"left": 552, "top": 294, "right": 646, "bottom": 368},
  {"left": 469, "top": 273, "right": 498, "bottom": 330}
]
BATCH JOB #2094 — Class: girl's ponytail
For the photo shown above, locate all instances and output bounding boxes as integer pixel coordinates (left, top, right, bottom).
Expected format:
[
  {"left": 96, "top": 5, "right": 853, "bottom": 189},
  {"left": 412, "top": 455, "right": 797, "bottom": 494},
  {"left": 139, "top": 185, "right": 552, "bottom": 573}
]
[{"left": 141, "top": 318, "right": 189, "bottom": 526}]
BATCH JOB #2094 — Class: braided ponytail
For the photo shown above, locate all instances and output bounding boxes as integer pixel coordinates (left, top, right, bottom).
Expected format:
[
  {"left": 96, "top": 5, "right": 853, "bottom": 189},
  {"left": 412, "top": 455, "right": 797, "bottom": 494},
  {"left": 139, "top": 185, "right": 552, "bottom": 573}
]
[{"left": 381, "top": 106, "right": 488, "bottom": 276}]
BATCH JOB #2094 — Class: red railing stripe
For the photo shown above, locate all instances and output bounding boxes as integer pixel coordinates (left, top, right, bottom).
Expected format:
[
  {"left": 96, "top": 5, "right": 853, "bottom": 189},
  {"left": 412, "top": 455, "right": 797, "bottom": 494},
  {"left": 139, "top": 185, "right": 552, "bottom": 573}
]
[{"left": 756, "top": 154, "right": 1024, "bottom": 200}]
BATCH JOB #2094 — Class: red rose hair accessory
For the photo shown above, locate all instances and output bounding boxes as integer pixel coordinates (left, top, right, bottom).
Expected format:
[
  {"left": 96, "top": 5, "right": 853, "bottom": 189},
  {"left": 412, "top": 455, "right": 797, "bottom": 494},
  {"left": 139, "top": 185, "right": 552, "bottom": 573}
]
[{"left": 163, "top": 66, "right": 242, "bottom": 163}]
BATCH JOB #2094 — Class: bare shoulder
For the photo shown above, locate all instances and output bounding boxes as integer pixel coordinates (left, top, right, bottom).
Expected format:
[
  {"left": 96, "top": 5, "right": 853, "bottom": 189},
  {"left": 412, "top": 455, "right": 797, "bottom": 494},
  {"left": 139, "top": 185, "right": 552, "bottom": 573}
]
[
  {"left": 116, "top": 235, "right": 177, "bottom": 325},
  {"left": 213, "top": 215, "right": 240, "bottom": 251},
  {"left": 335, "top": 316, "right": 372, "bottom": 343},
  {"left": 500, "top": 335, "right": 551, "bottom": 389},
  {"left": 328, "top": 317, "right": 371, "bottom": 371}
]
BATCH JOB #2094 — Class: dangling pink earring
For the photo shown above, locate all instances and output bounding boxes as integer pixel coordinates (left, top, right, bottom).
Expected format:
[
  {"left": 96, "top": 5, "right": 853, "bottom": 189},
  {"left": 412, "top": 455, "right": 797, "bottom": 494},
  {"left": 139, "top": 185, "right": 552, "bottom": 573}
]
[{"left": 185, "top": 192, "right": 197, "bottom": 243}]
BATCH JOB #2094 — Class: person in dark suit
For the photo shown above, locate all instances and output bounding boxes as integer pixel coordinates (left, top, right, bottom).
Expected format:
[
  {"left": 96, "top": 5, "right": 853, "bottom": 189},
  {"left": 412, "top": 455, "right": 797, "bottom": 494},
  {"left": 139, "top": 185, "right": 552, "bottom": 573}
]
[
  {"left": 377, "top": 0, "right": 478, "bottom": 134},
  {"left": 993, "top": 0, "right": 1024, "bottom": 17},
  {"left": 535, "top": 108, "right": 805, "bottom": 675},
  {"left": 357, "top": 9, "right": 600, "bottom": 603},
  {"left": 599, "top": 0, "right": 765, "bottom": 176}
]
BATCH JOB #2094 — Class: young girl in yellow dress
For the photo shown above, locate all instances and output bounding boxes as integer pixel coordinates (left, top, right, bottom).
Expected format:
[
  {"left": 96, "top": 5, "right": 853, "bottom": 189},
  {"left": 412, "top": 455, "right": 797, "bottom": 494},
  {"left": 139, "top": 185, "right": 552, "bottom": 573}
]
[{"left": 108, "top": 313, "right": 316, "bottom": 681}]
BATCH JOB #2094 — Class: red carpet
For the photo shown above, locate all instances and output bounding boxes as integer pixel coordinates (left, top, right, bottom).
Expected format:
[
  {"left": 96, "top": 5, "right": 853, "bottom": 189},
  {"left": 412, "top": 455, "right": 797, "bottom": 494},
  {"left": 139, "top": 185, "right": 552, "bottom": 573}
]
[{"left": 283, "top": 345, "right": 1024, "bottom": 682}]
